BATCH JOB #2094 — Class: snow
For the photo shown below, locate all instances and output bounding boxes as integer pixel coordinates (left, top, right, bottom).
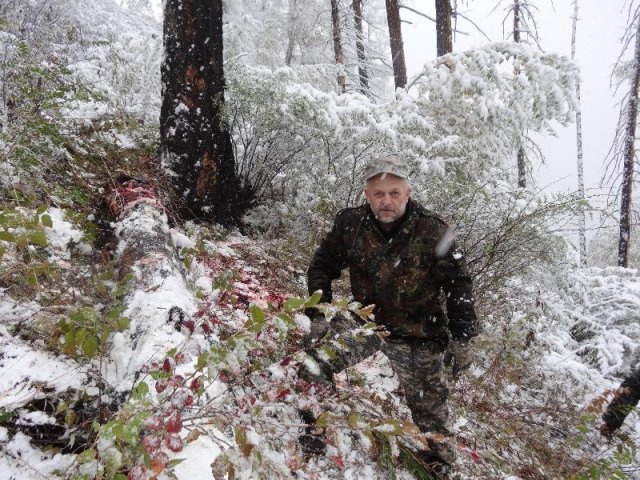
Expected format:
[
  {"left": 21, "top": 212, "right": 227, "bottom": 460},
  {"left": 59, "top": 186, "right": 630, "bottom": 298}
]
[
  {"left": 0, "top": 325, "right": 89, "bottom": 410},
  {"left": 171, "top": 434, "right": 221, "bottom": 480}
]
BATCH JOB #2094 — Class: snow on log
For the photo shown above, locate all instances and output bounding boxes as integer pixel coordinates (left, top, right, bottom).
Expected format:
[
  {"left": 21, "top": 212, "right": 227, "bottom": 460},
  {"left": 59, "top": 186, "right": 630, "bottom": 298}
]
[{"left": 102, "top": 177, "right": 197, "bottom": 392}]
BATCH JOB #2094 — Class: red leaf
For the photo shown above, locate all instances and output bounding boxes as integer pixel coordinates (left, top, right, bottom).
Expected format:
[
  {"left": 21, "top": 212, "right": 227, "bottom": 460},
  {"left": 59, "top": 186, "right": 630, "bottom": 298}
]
[
  {"left": 276, "top": 388, "right": 291, "bottom": 401},
  {"left": 128, "top": 465, "right": 148, "bottom": 480},
  {"left": 182, "top": 320, "right": 195, "bottom": 334},
  {"left": 162, "top": 358, "right": 172, "bottom": 373},
  {"left": 189, "top": 377, "right": 202, "bottom": 393},
  {"left": 165, "top": 432, "right": 183, "bottom": 452},
  {"left": 164, "top": 410, "right": 182, "bottom": 433},
  {"left": 142, "top": 434, "right": 162, "bottom": 454},
  {"left": 469, "top": 450, "right": 481, "bottom": 463},
  {"left": 330, "top": 456, "right": 345, "bottom": 470}
]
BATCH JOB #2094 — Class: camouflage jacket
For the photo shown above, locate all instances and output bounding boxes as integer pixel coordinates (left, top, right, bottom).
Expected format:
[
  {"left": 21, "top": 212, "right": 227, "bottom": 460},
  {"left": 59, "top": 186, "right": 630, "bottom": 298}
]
[
  {"left": 602, "top": 367, "right": 640, "bottom": 430},
  {"left": 307, "top": 200, "right": 477, "bottom": 345}
]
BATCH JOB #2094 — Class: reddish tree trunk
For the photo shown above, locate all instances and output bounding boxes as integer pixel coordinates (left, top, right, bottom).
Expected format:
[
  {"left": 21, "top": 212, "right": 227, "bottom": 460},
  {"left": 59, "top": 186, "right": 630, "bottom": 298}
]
[
  {"left": 385, "top": 0, "right": 407, "bottom": 89},
  {"left": 160, "top": 0, "right": 251, "bottom": 226},
  {"left": 435, "top": 0, "right": 452, "bottom": 56}
]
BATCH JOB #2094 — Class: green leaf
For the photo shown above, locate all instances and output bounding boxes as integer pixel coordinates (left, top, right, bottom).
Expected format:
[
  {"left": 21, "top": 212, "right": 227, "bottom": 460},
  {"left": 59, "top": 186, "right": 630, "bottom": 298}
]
[
  {"left": 283, "top": 297, "right": 306, "bottom": 311},
  {"left": 245, "top": 305, "right": 266, "bottom": 333},
  {"left": 167, "top": 458, "right": 186, "bottom": 468},
  {"left": 70, "top": 307, "right": 99, "bottom": 325},
  {"left": 77, "top": 448, "right": 96, "bottom": 464},
  {"left": 117, "top": 316, "right": 130, "bottom": 330},
  {"left": 75, "top": 327, "right": 87, "bottom": 346},
  {"left": 29, "top": 229, "right": 47, "bottom": 247},
  {"left": 81, "top": 335, "right": 99, "bottom": 358},
  {"left": 40, "top": 214, "right": 53, "bottom": 228},
  {"left": 26, "top": 271, "right": 38, "bottom": 288},
  {"left": 196, "top": 352, "right": 208, "bottom": 370},
  {"left": 0, "top": 245, "right": 5, "bottom": 260},
  {"left": 0, "top": 231, "right": 16, "bottom": 242},
  {"left": 0, "top": 410, "right": 15, "bottom": 423},
  {"left": 234, "top": 427, "right": 248, "bottom": 445},
  {"left": 106, "top": 306, "right": 124, "bottom": 320},
  {"left": 36, "top": 205, "right": 47, "bottom": 215},
  {"left": 304, "top": 291, "right": 322, "bottom": 308},
  {"left": 133, "top": 381, "right": 149, "bottom": 400}
]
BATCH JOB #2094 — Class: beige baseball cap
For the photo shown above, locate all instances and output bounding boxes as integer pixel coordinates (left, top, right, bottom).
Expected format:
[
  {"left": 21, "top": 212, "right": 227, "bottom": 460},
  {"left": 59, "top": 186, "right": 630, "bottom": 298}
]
[{"left": 362, "top": 155, "right": 409, "bottom": 181}]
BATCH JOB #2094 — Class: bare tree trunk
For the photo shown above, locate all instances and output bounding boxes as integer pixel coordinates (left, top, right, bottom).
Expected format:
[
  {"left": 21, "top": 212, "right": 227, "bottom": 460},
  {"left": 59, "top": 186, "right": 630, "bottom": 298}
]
[
  {"left": 572, "top": 0, "right": 587, "bottom": 267},
  {"left": 353, "top": 0, "right": 369, "bottom": 94},
  {"left": 513, "top": 0, "right": 527, "bottom": 188},
  {"left": 618, "top": 15, "right": 640, "bottom": 267},
  {"left": 330, "top": 0, "right": 346, "bottom": 94},
  {"left": 435, "top": 0, "right": 452, "bottom": 56},
  {"left": 160, "top": 0, "right": 250, "bottom": 226},
  {"left": 285, "top": 0, "right": 297, "bottom": 66},
  {"left": 513, "top": 0, "right": 521, "bottom": 43},
  {"left": 385, "top": 0, "right": 407, "bottom": 90}
]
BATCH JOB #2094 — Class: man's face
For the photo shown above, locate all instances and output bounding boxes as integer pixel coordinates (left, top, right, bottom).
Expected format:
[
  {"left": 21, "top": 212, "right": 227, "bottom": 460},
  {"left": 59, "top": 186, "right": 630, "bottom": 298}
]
[{"left": 364, "top": 173, "right": 412, "bottom": 224}]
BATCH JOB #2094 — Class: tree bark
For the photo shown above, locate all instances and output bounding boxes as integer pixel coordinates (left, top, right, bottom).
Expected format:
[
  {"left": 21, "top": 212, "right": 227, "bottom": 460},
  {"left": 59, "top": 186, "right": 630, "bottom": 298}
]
[
  {"left": 513, "top": 0, "right": 527, "bottom": 188},
  {"left": 353, "top": 0, "right": 369, "bottom": 94},
  {"left": 331, "top": 0, "right": 346, "bottom": 94},
  {"left": 572, "top": 0, "right": 587, "bottom": 267},
  {"left": 285, "top": 0, "right": 297, "bottom": 66},
  {"left": 435, "top": 0, "right": 452, "bottom": 56},
  {"left": 385, "top": 0, "right": 407, "bottom": 90},
  {"left": 618, "top": 15, "right": 640, "bottom": 267},
  {"left": 160, "top": 0, "right": 250, "bottom": 226}
]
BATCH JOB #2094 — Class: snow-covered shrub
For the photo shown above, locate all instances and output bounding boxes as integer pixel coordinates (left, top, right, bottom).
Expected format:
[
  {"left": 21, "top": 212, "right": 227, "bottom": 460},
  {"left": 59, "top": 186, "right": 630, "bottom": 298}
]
[
  {"left": 233, "top": 43, "right": 577, "bottom": 248},
  {"left": 415, "top": 172, "right": 581, "bottom": 306},
  {"left": 589, "top": 221, "right": 640, "bottom": 268}
]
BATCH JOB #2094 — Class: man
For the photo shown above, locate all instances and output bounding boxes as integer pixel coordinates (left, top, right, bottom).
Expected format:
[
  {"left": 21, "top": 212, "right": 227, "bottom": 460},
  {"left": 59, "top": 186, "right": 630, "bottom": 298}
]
[
  {"left": 600, "top": 366, "right": 640, "bottom": 436},
  {"left": 304, "top": 155, "right": 478, "bottom": 470}
]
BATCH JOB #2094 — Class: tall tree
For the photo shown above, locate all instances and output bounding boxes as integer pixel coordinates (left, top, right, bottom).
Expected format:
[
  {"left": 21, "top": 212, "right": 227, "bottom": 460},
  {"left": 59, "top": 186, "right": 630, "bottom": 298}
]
[
  {"left": 513, "top": 0, "right": 527, "bottom": 188},
  {"left": 435, "top": 0, "right": 453, "bottom": 56},
  {"left": 352, "top": 0, "right": 370, "bottom": 93},
  {"left": 614, "top": 9, "right": 640, "bottom": 267},
  {"left": 285, "top": 0, "right": 298, "bottom": 66},
  {"left": 385, "top": 0, "right": 407, "bottom": 89},
  {"left": 330, "top": 0, "right": 346, "bottom": 93},
  {"left": 160, "top": 0, "right": 249, "bottom": 226},
  {"left": 571, "top": 0, "right": 587, "bottom": 267}
]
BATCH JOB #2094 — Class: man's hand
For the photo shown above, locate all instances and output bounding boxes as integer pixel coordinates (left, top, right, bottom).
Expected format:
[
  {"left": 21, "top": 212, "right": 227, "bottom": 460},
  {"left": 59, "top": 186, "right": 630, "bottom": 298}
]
[
  {"left": 303, "top": 314, "right": 329, "bottom": 348},
  {"left": 444, "top": 339, "right": 473, "bottom": 377},
  {"left": 599, "top": 423, "right": 615, "bottom": 438}
]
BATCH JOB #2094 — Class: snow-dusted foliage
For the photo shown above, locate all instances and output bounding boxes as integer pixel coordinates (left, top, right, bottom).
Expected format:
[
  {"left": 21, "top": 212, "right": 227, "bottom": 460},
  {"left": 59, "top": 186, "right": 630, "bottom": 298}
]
[
  {"left": 233, "top": 43, "right": 578, "bottom": 247},
  {"left": 408, "top": 41, "right": 577, "bottom": 171}
]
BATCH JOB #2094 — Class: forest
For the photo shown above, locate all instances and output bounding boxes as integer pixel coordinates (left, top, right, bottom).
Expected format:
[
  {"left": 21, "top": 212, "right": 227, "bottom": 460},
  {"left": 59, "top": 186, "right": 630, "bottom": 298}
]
[{"left": 0, "top": 0, "right": 639, "bottom": 479}]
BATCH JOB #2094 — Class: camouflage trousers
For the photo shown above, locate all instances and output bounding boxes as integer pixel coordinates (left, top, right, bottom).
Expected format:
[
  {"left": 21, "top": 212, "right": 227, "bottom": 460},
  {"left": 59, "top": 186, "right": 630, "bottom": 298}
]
[
  {"left": 302, "top": 313, "right": 450, "bottom": 434},
  {"left": 382, "top": 337, "right": 450, "bottom": 434}
]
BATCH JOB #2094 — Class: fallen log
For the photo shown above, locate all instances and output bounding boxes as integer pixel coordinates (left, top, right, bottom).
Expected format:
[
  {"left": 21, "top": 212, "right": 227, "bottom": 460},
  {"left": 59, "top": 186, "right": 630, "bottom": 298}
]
[{"left": 102, "top": 177, "right": 198, "bottom": 392}]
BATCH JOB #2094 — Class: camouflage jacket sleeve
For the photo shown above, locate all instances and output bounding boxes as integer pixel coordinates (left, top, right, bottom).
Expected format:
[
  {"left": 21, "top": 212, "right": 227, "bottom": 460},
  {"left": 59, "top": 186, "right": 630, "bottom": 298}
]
[
  {"left": 602, "top": 367, "right": 640, "bottom": 430},
  {"left": 433, "top": 227, "right": 478, "bottom": 341},
  {"left": 307, "top": 212, "right": 350, "bottom": 303}
]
